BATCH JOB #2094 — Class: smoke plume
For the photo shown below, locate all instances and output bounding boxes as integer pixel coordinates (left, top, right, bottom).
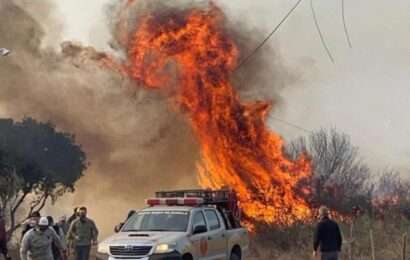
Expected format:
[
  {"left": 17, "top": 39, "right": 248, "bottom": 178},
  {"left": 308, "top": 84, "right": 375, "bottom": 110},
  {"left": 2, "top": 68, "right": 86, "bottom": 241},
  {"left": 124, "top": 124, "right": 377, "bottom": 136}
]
[{"left": 0, "top": 0, "right": 297, "bottom": 236}]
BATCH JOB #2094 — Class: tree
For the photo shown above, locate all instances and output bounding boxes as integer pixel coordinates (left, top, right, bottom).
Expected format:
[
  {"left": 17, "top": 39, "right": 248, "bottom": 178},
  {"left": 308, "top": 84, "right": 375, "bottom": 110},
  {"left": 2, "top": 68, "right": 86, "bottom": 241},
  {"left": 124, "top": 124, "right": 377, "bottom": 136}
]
[
  {"left": 286, "top": 128, "right": 372, "bottom": 214},
  {"left": 373, "top": 170, "right": 410, "bottom": 219},
  {"left": 0, "top": 118, "right": 87, "bottom": 238}
]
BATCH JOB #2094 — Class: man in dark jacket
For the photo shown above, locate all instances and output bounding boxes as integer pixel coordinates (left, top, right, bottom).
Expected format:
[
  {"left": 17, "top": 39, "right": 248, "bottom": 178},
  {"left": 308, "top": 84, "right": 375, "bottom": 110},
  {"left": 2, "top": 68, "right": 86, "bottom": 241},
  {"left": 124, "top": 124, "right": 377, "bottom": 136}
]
[{"left": 313, "top": 206, "right": 342, "bottom": 260}]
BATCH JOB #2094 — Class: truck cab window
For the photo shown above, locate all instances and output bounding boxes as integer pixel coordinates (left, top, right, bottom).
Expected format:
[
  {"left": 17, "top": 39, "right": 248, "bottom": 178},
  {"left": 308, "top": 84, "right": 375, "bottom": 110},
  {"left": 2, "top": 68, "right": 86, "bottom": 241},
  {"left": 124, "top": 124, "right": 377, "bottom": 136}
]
[
  {"left": 205, "top": 210, "right": 221, "bottom": 230},
  {"left": 122, "top": 211, "right": 189, "bottom": 232},
  {"left": 192, "top": 211, "right": 207, "bottom": 230}
]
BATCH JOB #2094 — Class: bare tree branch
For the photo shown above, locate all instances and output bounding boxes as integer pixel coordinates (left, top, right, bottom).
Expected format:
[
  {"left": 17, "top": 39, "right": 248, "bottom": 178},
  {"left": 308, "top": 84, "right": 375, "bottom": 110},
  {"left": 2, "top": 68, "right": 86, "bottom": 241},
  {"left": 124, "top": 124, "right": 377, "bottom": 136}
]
[{"left": 287, "top": 128, "right": 372, "bottom": 213}]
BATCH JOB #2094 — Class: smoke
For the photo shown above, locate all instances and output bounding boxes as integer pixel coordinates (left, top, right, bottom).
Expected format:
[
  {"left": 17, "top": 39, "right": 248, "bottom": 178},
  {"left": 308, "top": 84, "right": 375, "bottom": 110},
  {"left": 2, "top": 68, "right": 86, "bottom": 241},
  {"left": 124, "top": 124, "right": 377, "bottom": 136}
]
[
  {"left": 0, "top": 0, "right": 200, "bottom": 237},
  {"left": 106, "top": 0, "right": 298, "bottom": 100},
  {"left": 0, "top": 0, "right": 297, "bottom": 237}
]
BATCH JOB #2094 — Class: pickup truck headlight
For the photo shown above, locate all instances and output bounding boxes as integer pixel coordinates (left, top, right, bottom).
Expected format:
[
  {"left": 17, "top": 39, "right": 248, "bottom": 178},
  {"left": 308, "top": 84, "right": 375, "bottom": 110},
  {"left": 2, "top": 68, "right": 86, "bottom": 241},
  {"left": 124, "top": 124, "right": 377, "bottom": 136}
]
[
  {"left": 97, "top": 243, "right": 110, "bottom": 254},
  {"left": 154, "top": 243, "right": 177, "bottom": 254}
]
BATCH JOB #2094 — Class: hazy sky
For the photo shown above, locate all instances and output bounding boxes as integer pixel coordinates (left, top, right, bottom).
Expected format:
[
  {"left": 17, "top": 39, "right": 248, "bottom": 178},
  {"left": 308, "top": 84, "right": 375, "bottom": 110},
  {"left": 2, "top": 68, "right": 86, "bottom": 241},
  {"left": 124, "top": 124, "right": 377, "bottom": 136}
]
[{"left": 53, "top": 0, "right": 410, "bottom": 171}]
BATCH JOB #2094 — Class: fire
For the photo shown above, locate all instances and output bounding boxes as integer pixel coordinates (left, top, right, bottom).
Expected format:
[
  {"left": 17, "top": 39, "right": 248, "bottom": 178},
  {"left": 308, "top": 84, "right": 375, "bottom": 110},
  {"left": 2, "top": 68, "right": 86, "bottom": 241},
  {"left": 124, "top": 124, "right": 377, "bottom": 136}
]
[{"left": 126, "top": 4, "right": 312, "bottom": 225}]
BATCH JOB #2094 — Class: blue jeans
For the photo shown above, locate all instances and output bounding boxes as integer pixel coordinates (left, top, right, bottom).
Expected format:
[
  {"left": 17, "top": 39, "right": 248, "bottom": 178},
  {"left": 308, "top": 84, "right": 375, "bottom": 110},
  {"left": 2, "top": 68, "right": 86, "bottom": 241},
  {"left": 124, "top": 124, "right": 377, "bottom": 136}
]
[{"left": 75, "top": 245, "right": 91, "bottom": 260}]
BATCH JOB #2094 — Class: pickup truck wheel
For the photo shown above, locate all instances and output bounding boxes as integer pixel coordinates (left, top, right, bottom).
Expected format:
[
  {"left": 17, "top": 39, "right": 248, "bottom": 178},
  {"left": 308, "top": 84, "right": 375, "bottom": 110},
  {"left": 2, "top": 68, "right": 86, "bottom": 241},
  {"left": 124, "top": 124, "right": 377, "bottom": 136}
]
[{"left": 230, "top": 253, "right": 240, "bottom": 260}]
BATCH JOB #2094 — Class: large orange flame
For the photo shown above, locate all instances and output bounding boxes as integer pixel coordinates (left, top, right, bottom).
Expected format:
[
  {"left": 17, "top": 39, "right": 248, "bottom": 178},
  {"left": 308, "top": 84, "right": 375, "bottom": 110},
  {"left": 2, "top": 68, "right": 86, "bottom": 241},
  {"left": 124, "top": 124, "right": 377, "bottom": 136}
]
[{"left": 127, "top": 4, "right": 312, "bottom": 225}]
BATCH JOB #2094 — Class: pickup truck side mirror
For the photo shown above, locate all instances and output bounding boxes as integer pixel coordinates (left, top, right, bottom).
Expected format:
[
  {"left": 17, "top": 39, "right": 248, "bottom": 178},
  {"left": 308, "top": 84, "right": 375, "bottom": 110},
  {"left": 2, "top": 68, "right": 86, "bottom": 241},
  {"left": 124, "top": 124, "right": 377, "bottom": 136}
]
[
  {"left": 114, "top": 223, "right": 124, "bottom": 233},
  {"left": 193, "top": 225, "right": 207, "bottom": 235}
]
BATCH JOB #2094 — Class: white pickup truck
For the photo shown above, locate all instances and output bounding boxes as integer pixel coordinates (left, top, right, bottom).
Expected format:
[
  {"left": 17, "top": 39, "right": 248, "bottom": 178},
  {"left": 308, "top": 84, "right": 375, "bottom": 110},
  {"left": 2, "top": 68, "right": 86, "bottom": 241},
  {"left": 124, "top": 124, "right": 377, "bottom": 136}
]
[{"left": 96, "top": 190, "right": 249, "bottom": 260}]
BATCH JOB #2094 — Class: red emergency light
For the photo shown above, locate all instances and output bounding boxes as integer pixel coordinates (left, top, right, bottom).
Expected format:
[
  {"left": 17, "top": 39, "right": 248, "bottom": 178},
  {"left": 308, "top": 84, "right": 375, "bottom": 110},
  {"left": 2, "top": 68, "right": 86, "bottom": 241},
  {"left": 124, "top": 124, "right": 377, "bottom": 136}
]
[{"left": 145, "top": 197, "right": 204, "bottom": 207}]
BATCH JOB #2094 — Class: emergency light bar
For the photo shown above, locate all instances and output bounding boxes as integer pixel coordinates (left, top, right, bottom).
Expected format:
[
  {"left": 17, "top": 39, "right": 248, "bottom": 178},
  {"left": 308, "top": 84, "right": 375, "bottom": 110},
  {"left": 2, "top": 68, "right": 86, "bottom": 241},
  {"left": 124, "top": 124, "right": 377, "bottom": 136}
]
[
  {"left": 155, "top": 189, "right": 233, "bottom": 203},
  {"left": 149, "top": 189, "right": 242, "bottom": 228},
  {"left": 145, "top": 197, "right": 204, "bottom": 207}
]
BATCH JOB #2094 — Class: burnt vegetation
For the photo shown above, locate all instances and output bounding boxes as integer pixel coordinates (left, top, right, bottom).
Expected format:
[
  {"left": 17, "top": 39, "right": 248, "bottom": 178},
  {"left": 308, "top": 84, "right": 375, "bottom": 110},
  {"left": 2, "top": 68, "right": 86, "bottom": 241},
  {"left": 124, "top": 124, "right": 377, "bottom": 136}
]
[
  {"left": 287, "top": 129, "right": 373, "bottom": 215},
  {"left": 251, "top": 129, "right": 410, "bottom": 259},
  {"left": 286, "top": 128, "right": 410, "bottom": 218}
]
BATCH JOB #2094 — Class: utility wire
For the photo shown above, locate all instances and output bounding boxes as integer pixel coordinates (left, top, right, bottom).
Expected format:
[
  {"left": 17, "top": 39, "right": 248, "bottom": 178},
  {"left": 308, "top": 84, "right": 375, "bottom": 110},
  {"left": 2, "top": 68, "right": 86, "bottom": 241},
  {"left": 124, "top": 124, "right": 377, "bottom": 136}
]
[
  {"left": 229, "top": 0, "right": 314, "bottom": 135},
  {"left": 342, "top": 0, "right": 353, "bottom": 48},
  {"left": 235, "top": 0, "right": 304, "bottom": 71},
  {"left": 270, "top": 116, "right": 313, "bottom": 134},
  {"left": 122, "top": 1, "right": 320, "bottom": 137},
  {"left": 310, "top": 0, "right": 335, "bottom": 63}
]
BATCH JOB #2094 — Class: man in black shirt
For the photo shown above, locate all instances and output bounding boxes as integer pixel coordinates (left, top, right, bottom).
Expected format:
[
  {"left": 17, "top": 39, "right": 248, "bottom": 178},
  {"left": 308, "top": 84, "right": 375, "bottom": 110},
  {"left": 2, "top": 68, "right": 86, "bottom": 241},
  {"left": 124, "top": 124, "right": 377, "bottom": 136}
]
[{"left": 313, "top": 206, "right": 342, "bottom": 260}]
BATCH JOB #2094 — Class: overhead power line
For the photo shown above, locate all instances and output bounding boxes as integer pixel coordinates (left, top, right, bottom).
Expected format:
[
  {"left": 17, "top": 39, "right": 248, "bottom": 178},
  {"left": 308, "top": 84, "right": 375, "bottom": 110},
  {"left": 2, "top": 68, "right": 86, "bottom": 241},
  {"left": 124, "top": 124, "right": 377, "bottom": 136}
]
[
  {"left": 342, "top": 0, "right": 353, "bottom": 48},
  {"left": 235, "top": 0, "right": 304, "bottom": 71},
  {"left": 310, "top": 0, "right": 335, "bottom": 63},
  {"left": 270, "top": 115, "right": 313, "bottom": 134}
]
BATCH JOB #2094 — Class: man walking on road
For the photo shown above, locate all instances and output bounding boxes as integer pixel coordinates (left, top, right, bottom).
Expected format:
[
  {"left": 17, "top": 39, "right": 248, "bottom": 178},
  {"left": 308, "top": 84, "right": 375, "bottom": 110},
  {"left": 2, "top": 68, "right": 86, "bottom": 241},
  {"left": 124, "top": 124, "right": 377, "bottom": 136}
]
[
  {"left": 20, "top": 217, "right": 66, "bottom": 260},
  {"left": 67, "top": 207, "right": 98, "bottom": 260},
  {"left": 313, "top": 206, "right": 342, "bottom": 260}
]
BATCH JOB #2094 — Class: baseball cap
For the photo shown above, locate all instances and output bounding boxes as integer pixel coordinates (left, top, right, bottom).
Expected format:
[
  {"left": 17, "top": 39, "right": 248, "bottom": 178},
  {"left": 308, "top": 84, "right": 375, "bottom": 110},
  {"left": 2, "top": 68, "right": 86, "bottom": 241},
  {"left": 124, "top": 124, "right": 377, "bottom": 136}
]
[{"left": 38, "top": 217, "right": 49, "bottom": 226}]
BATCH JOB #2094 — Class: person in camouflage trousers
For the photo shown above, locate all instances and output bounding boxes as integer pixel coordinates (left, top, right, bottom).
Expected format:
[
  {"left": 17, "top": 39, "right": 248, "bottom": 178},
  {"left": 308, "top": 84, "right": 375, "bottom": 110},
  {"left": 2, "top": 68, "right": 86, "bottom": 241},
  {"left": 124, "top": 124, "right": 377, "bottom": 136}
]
[
  {"left": 20, "top": 217, "right": 66, "bottom": 260},
  {"left": 67, "top": 207, "right": 98, "bottom": 260}
]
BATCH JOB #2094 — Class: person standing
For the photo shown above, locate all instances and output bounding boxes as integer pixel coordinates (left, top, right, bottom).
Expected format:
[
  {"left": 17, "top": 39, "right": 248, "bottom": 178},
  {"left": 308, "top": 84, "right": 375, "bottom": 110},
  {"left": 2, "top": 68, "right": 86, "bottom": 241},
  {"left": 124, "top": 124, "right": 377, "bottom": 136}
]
[
  {"left": 20, "top": 217, "right": 65, "bottom": 260},
  {"left": 0, "top": 209, "right": 10, "bottom": 260},
  {"left": 313, "top": 206, "right": 343, "bottom": 260},
  {"left": 47, "top": 216, "right": 67, "bottom": 260},
  {"left": 57, "top": 216, "right": 70, "bottom": 235},
  {"left": 21, "top": 211, "right": 41, "bottom": 239},
  {"left": 67, "top": 208, "right": 79, "bottom": 226},
  {"left": 67, "top": 207, "right": 98, "bottom": 260},
  {"left": 66, "top": 207, "right": 79, "bottom": 256}
]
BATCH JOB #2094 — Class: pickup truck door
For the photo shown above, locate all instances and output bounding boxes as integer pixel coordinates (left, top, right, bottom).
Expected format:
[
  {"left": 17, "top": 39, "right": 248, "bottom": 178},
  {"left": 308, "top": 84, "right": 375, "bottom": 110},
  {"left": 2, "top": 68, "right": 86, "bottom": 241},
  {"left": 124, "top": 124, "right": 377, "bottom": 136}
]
[
  {"left": 190, "top": 210, "right": 211, "bottom": 260},
  {"left": 204, "top": 209, "right": 228, "bottom": 260}
]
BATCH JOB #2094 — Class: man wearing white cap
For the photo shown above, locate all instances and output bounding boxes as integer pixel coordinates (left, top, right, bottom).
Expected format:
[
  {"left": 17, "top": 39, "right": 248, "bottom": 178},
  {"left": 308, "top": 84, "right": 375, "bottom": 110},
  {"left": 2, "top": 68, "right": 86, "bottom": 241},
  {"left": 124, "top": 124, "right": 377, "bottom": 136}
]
[{"left": 20, "top": 217, "right": 66, "bottom": 260}]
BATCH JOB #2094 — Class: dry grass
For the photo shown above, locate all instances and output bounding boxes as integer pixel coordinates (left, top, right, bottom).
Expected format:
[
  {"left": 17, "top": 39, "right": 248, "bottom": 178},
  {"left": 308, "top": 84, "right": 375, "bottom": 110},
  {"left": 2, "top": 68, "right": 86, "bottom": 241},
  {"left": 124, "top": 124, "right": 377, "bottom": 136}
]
[
  {"left": 6, "top": 215, "right": 410, "bottom": 260},
  {"left": 249, "top": 215, "right": 410, "bottom": 260}
]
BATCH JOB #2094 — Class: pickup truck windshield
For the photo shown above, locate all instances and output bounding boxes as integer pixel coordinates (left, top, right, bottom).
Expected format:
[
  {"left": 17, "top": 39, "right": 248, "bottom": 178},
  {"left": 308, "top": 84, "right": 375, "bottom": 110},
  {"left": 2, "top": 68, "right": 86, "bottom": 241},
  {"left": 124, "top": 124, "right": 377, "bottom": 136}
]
[{"left": 123, "top": 211, "right": 189, "bottom": 232}]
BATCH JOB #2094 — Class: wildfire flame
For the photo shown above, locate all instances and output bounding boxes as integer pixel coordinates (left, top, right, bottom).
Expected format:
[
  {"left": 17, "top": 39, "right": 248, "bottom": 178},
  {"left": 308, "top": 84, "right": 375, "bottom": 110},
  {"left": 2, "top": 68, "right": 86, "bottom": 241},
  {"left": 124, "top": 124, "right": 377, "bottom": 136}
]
[{"left": 126, "top": 4, "right": 312, "bottom": 225}]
